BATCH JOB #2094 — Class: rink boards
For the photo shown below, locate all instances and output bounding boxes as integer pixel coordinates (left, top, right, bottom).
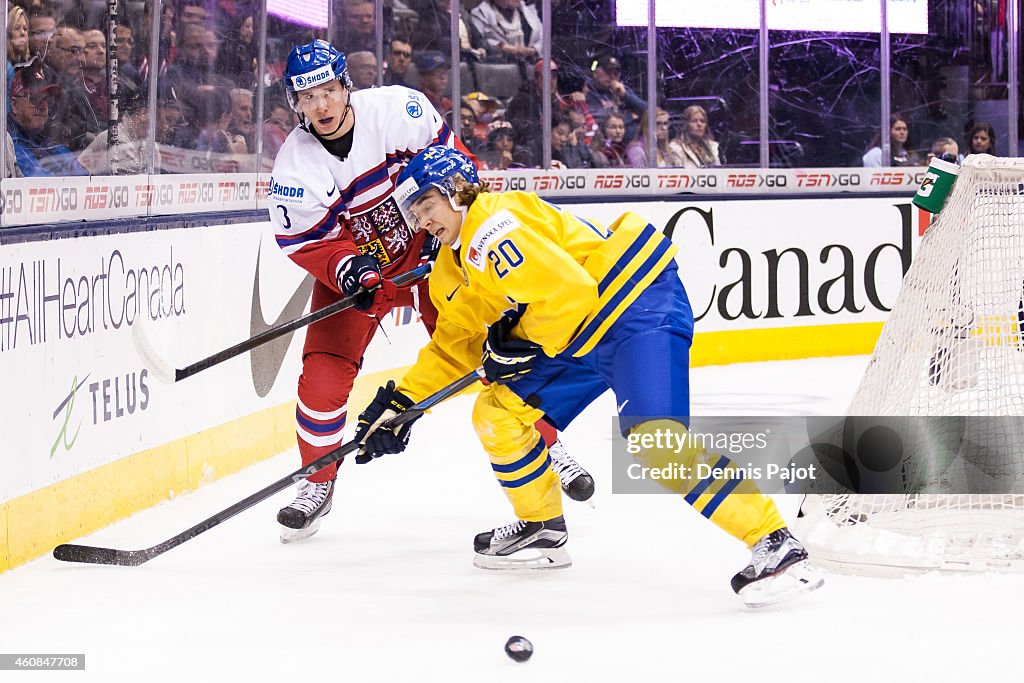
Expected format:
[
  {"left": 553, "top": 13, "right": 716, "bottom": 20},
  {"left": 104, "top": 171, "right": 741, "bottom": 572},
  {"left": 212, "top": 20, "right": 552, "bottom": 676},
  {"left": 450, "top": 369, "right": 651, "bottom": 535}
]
[{"left": 0, "top": 192, "right": 925, "bottom": 572}]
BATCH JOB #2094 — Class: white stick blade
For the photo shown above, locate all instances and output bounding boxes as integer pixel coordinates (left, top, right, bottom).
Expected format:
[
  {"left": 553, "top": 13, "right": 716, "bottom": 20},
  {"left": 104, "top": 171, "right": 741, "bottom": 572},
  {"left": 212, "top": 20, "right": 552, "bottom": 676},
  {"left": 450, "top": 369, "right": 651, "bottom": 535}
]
[{"left": 132, "top": 320, "right": 176, "bottom": 384}]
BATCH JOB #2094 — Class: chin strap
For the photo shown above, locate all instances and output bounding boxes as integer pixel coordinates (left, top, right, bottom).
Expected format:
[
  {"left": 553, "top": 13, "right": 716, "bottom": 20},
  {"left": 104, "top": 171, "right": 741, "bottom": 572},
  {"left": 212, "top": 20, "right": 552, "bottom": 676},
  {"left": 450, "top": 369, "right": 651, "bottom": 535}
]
[{"left": 447, "top": 193, "right": 468, "bottom": 219}]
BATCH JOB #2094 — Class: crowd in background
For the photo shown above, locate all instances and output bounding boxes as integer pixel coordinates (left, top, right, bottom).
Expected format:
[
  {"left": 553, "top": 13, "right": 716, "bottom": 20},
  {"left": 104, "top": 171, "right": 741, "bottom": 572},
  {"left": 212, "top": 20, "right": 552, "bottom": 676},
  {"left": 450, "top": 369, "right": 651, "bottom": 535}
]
[{"left": 2, "top": 0, "right": 1013, "bottom": 177}]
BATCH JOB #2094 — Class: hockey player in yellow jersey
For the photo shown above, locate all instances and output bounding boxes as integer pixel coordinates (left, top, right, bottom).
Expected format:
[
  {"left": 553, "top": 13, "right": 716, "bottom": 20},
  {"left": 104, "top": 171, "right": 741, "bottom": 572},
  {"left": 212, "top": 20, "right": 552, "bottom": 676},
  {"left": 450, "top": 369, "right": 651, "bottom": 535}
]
[{"left": 353, "top": 147, "right": 824, "bottom": 607}]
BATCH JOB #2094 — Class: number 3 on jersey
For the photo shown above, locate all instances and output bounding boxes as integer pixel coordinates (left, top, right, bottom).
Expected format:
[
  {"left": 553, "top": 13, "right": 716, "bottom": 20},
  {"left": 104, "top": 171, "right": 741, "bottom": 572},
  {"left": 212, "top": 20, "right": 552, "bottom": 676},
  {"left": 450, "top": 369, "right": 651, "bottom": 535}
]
[
  {"left": 277, "top": 205, "right": 291, "bottom": 229},
  {"left": 488, "top": 239, "right": 524, "bottom": 279}
]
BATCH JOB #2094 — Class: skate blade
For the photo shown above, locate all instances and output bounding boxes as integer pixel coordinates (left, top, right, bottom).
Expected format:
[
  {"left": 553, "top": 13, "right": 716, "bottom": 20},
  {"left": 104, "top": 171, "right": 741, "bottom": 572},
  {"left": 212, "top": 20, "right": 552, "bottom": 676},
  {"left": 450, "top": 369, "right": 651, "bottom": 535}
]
[
  {"left": 279, "top": 518, "right": 323, "bottom": 544},
  {"left": 473, "top": 546, "right": 572, "bottom": 571},
  {"left": 738, "top": 560, "right": 824, "bottom": 608},
  {"left": 565, "top": 489, "right": 595, "bottom": 508}
]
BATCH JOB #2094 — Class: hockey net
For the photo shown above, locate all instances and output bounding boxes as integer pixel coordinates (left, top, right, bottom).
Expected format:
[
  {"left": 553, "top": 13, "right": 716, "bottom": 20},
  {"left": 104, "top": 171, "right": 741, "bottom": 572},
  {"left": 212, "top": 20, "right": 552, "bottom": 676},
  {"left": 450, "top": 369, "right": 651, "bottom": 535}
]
[{"left": 794, "top": 155, "right": 1024, "bottom": 575}]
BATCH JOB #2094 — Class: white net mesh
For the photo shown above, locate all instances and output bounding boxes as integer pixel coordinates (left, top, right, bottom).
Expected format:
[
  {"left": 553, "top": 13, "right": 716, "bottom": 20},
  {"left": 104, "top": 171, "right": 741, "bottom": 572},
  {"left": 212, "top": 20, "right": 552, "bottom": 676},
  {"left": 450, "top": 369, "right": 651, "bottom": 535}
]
[{"left": 796, "top": 155, "right": 1024, "bottom": 574}]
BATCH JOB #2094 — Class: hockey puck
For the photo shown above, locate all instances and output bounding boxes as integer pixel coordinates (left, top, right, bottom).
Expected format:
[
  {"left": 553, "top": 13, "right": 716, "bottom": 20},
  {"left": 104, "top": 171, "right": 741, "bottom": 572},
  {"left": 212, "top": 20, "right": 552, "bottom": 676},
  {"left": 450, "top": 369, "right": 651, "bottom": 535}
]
[{"left": 504, "top": 635, "right": 533, "bottom": 662}]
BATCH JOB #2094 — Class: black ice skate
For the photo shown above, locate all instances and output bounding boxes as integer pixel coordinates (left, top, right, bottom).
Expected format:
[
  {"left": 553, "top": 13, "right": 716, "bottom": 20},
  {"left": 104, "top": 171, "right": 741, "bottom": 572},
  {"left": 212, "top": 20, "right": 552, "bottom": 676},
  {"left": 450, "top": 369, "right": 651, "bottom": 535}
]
[
  {"left": 473, "top": 516, "right": 571, "bottom": 570},
  {"left": 548, "top": 441, "right": 595, "bottom": 504},
  {"left": 277, "top": 479, "right": 334, "bottom": 544},
  {"left": 731, "top": 527, "right": 824, "bottom": 607}
]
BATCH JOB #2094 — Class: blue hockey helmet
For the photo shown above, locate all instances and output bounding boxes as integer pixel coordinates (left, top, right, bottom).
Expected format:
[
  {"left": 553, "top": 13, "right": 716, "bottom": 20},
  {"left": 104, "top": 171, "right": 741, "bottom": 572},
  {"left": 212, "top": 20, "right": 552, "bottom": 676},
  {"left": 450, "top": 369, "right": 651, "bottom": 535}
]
[
  {"left": 395, "top": 147, "right": 480, "bottom": 230},
  {"left": 284, "top": 39, "right": 351, "bottom": 112}
]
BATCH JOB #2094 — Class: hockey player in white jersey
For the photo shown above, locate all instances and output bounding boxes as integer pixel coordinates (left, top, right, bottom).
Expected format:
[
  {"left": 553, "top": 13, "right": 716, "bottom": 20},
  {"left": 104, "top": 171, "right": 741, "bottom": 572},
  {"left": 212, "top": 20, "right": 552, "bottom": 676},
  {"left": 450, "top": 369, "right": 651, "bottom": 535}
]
[{"left": 267, "top": 40, "right": 592, "bottom": 543}]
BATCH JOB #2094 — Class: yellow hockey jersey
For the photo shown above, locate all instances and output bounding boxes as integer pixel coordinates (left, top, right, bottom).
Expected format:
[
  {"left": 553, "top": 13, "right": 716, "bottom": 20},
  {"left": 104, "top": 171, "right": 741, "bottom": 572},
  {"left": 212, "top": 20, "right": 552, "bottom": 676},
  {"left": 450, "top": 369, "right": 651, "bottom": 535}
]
[{"left": 398, "top": 191, "right": 677, "bottom": 402}]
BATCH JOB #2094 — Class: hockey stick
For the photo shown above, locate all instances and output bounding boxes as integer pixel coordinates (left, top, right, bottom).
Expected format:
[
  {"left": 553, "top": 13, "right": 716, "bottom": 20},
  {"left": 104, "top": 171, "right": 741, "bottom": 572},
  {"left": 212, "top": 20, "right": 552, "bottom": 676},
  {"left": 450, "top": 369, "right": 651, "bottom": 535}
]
[
  {"left": 134, "top": 262, "right": 433, "bottom": 384},
  {"left": 53, "top": 368, "right": 484, "bottom": 566}
]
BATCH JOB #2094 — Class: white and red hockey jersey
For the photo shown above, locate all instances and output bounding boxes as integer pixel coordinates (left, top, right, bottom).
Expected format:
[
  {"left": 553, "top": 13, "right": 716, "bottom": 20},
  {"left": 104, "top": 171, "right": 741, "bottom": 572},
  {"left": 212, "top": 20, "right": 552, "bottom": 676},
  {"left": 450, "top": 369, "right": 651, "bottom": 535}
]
[{"left": 268, "top": 86, "right": 469, "bottom": 289}]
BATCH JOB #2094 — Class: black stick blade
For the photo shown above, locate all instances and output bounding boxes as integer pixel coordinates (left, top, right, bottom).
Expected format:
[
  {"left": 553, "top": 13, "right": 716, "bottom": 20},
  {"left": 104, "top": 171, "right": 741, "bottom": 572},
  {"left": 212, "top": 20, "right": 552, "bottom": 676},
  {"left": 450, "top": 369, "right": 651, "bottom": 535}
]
[{"left": 53, "top": 544, "right": 149, "bottom": 566}]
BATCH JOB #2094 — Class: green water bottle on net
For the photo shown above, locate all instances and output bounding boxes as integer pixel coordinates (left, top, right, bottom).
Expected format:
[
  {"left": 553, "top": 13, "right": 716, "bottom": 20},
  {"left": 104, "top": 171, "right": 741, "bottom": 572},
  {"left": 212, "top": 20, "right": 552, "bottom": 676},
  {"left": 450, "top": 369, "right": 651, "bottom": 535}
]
[{"left": 912, "top": 156, "right": 960, "bottom": 214}]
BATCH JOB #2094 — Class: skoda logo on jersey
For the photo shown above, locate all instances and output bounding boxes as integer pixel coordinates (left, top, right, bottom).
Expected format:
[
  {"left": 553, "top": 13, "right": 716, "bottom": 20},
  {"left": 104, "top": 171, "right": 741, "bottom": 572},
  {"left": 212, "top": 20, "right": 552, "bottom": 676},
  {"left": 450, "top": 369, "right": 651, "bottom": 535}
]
[
  {"left": 269, "top": 176, "right": 304, "bottom": 199},
  {"left": 406, "top": 99, "right": 423, "bottom": 118},
  {"left": 291, "top": 64, "right": 336, "bottom": 91}
]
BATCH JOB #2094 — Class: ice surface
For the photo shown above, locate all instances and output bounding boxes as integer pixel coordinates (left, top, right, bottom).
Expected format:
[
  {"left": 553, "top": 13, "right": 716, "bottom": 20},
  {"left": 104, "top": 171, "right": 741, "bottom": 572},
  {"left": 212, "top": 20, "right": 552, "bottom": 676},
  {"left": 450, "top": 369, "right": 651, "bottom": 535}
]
[{"left": 1, "top": 356, "right": 1021, "bottom": 682}]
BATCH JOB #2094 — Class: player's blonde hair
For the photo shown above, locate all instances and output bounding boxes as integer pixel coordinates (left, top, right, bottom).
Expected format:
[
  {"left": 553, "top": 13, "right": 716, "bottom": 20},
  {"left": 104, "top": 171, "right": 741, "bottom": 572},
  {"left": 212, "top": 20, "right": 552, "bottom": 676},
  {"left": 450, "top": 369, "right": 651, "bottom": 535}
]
[{"left": 453, "top": 174, "right": 489, "bottom": 206}]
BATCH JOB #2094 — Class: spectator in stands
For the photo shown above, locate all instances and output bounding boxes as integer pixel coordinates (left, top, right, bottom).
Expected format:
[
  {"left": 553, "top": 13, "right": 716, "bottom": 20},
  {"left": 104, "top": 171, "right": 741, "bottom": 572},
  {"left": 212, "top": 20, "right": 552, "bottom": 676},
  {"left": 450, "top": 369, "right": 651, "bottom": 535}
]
[
  {"left": 7, "top": 6, "right": 31, "bottom": 107},
  {"left": 585, "top": 55, "right": 645, "bottom": 143},
  {"left": 27, "top": 8, "right": 56, "bottom": 61},
  {"left": 135, "top": 0, "right": 173, "bottom": 82},
  {"left": 552, "top": 109, "right": 597, "bottom": 169},
  {"left": 567, "top": 107, "right": 594, "bottom": 146},
  {"left": 927, "top": 136, "right": 960, "bottom": 164},
  {"left": 229, "top": 88, "right": 255, "bottom": 151},
  {"left": 335, "top": 0, "right": 391, "bottom": 55},
  {"left": 470, "top": 0, "right": 541, "bottom": 68},
  {"left": 626, "top": 108, "right": 685, "bottom": 168},
  {"left": 80, "top": 29, "right": 109, "bottom": 122},
  {"left": 43, "top": 26, "right": 84, "bottom": 80},
  {"left": 215, "top": 14, "right": 257, "bottom": 89},
  {"left": 966, "top": 122, "right": 997, "bottom": 156},
  {"left": 464, "top": 91, "right": 499, "bottom": 128},
  {"left": 411, "top": 0, "right": 487, "bottom": 61},
  {"left": 113, "top": 25, "right": 142, "bottom": 91},
  {"left": 677, "top": 105, "right": 722, "bottom": 169},
  {"left": 204, "top": 29, "right": 220, "bottom": 65},
  {"left": 507, "top": 58, "right": 557, "bottom": 144},
  {"left": 261, "top": 98, "right": 296, "bottom": 162},
  {"left": 590, "top": 110, "right": 628, "bottom": 167},
  {"left": 156, "top": 98, "right": 185, "bottom": 147},
  {"left": 862, "top": 114, "right": 919, "bottom": 167},
  {"left": 384, "top": 36, "right": 413, "bottom": 86},
  {"left": 413, "top": 50, "right": 451, "bottom": 117},
  {"left": 77, "top": 85, "right": 151, "bottom": 175},
  {"left": 165, "top": 23, "right": 232, "bottom": 133},
  {"left": 8, "top": 7, "right": 30, "bottom": 68},
  {"left": 195, "top": 87, "right": 247, "bottom": 154},
  {"left": 555, "top": 64, "right": 597, "bottom": 142},
  {"left": 47, "top": 27, "right": 102, "bottom": 153},
  {"left": 178, "top": 0, "right": 207, "bottom": 28},
  {"left": 458, "top": 100, "right": 487, "bottom": 153},
  {"left": 347, "top": 51, "right": 378, "bottom": 90},
  {"left": 168, "top": 23, "right": 213, "bottom": 93},
  {"left": 9, "top": 63, "right": 87, "bottom": 176},
  {"left": 478, "top": 120, "right": 526, "bottom": 170}
]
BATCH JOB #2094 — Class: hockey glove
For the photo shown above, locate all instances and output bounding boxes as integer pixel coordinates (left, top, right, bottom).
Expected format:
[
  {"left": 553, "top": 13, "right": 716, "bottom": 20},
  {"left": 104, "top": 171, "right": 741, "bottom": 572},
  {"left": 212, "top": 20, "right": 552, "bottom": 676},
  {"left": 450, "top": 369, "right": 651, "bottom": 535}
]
[
  {"left": 353, "top": 380, "right": 418, "bottom": 463},
  {"left": 482, "top": 316, "right": 541, "bottom": 384},
  {"left": 337, "top": 255, "right": 398, "bottom": 316}
]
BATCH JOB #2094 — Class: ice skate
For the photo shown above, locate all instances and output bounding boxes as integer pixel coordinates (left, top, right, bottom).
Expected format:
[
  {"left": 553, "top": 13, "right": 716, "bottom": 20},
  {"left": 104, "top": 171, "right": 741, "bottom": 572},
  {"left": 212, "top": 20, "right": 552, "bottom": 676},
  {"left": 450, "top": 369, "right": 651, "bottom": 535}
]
[
  {"left": 731, "top": 527, "right": 824, "bottom": 607},
  {"left": 277, "top": 479, "right": 334, "bottom": 544},
  {"left": 548, "top": 440, "right": 595, "bottom": 504},
  {"left": 473, "top": 516, "right": 571, "bottom": 570}
]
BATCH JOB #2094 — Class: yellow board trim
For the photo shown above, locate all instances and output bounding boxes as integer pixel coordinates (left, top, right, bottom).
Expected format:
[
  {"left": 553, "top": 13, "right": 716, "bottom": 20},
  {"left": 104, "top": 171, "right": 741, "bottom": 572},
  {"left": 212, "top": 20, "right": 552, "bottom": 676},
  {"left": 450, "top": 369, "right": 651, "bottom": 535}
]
[
  {"left": 0, "top": 322, "right": 882, "bottom": 574},
  {"left": 1, "top": 401, "right": 296, "bottom": 572},
  {"left": 691, "top": 321, "right": 883, "bottom": 367},
  {"left": 0, "top": 503, "right": 8, "bottom": 572},
  {"left": 0, "top": 368, "right": 422, "bottom": 574}
]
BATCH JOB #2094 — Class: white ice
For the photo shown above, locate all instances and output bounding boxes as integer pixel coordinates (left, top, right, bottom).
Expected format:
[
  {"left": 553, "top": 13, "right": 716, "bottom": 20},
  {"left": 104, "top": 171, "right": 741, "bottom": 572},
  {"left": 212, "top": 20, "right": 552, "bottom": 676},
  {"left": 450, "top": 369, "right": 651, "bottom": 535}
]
[{"left": 1, "top": 356, "right": 1021, "bottom": 682}]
